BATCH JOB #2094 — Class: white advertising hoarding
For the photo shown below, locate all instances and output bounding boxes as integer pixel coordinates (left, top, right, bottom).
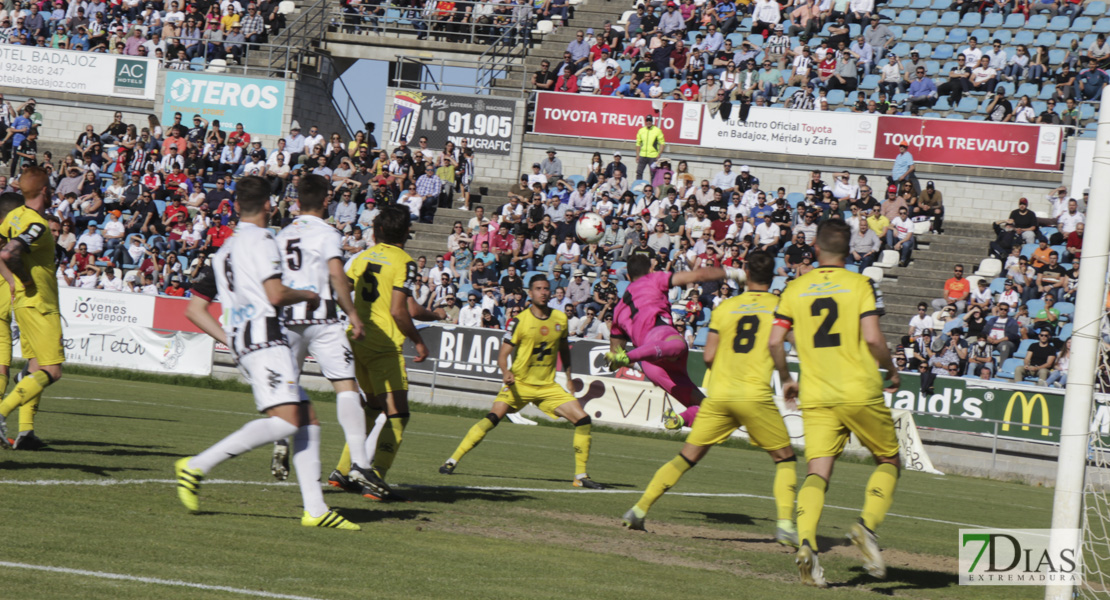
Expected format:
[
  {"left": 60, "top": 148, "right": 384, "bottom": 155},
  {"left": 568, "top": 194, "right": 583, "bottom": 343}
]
[
  {"left": 701, "top": 106, "right": 879, "bottom": 158},
  {"left": 0, "top": 47, "right": 158, "bottom": 100}
]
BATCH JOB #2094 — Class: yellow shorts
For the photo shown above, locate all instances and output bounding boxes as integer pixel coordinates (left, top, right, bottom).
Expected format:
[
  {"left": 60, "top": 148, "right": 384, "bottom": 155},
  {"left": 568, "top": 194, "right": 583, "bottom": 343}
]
[
  {"left": 686, "top": 397, "right": 791, "bottom": 451},
  {"left": 802, "top": 402, "right": 899, "bottom": 460},
  {"left": 496, "top": 382, "right": 577, "bottom": 419},
  {"left": 0, "top": 314, "right": 11, "bottom": 368},
  {"left": 15, "top": 308, "right": 63, "bottom": 366},
  {"left": 353, "top": 348, "right": 407, "bottom": 398}
]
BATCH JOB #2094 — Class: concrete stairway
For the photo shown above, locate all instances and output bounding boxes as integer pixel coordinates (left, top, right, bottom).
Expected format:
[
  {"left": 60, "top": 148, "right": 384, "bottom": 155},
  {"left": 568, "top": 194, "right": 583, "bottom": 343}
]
[
  {"left": 877, "top": 221, "right": 997, "bottom": 343},
  {"left": 403, "top": 181, "right": 516, "bottom": 258}
]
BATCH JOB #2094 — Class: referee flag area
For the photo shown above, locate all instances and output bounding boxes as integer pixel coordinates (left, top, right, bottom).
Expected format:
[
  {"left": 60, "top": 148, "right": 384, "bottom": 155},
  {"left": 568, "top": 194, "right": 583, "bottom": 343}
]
[{"left": 0, "top": 372, "right": 1070, "bottom": 599}]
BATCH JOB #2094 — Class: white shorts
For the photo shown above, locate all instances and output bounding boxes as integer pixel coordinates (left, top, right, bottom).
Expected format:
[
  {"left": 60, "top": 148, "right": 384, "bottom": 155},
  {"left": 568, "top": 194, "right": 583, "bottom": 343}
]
[
  {"left": 236, "top": 345, "right": 303, "bottom": 413},
  {"left": 285, "top": 323, "right": 357, "bottom": 382}
]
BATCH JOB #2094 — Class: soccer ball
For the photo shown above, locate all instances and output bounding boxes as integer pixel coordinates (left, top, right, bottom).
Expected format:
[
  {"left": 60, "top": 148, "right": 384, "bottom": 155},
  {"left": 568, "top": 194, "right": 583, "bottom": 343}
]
[{"left": 576, "top": 212, "right": 606, "bottom": 244}]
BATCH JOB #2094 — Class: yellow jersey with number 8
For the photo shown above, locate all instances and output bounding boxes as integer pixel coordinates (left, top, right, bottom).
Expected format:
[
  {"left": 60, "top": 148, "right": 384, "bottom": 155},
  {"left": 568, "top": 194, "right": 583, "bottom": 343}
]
[
  {"left": 345, "top": 243, "right": 417, "bottom": 353},
  {"left": 503, "top": 308, "right": 567, "bottom": 387},
  {"left": 774, "top": 266, "right": 885, "bottom": 407},
  {"left": 707, "top": 291, "right": 779, "bottom": 400}
]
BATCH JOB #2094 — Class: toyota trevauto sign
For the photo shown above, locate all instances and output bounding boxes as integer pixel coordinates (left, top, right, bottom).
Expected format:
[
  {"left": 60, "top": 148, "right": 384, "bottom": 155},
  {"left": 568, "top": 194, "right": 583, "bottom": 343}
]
[{"left": 162, "top": 72, "right": 286, "bottom": 135}]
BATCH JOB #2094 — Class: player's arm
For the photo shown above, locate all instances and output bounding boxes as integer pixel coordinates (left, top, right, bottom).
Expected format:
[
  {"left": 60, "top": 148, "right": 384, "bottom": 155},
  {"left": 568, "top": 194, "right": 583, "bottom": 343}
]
[
  {"left": 0, "top": 226, "right": 39, "bottom": 285},
  {"left": 328, "top": 256, "right": 364, "bottom": 340},
  {"left": 703, "top": 329, "right": 720, "bottom": 366},
  {"left": 559, "top": 332, "right": 579, "bottom": 392},
  {"left": 670, "top": 266, "right": 745, "bottom": 287},
  {"left": 497, "top": 335, "right": 515, "bottom": 386},
  {"left": 861, "top": 314, "right": 900, "bottom": 392},
  {"left": 263, "top": 277, "right": 320, "bottom": 311},
  {"left": 407, "top": 296, "right": 446, "bottom": 321},
  {"left": 390, "top": 289, "right": 429, "bottom": 362},
  {"left": 768, "top": 322, "right": 795, "bottom": 400},
  {"left": 185, "top": 296, "right": 228, "bottom": 346}
]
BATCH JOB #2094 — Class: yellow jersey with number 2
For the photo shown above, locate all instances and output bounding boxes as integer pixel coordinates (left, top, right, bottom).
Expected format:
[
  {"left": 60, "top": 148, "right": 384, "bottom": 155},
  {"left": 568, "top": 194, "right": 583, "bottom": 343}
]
[
  {"left": 774, "top": 265, "right": 885, "bottom": 407},
  {"left": 345, "top": 243, "right": 417, "bottom": 354},
  {"left": 707, "top": 291, "right": 779, "bottom": 400},
  {"left": 503, "top": 308, "right": 567, "bottom": 387}
]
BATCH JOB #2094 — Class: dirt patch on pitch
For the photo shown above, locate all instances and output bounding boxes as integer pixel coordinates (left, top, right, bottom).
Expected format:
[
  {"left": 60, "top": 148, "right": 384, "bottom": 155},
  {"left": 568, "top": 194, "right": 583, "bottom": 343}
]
[{"left": 424, "top": 507, "right": 956, "bottom": 590}]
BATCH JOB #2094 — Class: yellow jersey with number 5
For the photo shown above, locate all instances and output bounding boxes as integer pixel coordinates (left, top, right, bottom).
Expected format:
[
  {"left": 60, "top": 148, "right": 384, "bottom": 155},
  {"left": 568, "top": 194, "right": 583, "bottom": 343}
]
[
  {"left": 503, "top": 308, "right": 567, "bottom": 386},
  {"left": 774, "top": 265, "right": 885, "bottom": 407},
  {"left": 345, "top": 243, "right": 417, "bottom": 353},
  {"left": 0, "top": 206, "right": 58, "bottom": 313},
  {"left": 706, "top": 291, "right": 778, "bottom": 400}
]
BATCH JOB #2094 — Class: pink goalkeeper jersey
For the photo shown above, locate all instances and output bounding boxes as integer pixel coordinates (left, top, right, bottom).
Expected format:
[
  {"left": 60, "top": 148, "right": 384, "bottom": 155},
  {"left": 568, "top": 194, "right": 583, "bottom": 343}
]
[{"left": 611, "top": 271, "right": 675, "bottom": 345}]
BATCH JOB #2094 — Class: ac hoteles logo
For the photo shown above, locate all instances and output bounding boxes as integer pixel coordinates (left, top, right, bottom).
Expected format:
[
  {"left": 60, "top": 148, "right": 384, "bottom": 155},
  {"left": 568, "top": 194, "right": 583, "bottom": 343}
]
[
  {"left": 959, "top": 529, "right": 1081, "bottom": 585},
  {"left": 114, "top": 58, "right": 148, "bottom": 95}
]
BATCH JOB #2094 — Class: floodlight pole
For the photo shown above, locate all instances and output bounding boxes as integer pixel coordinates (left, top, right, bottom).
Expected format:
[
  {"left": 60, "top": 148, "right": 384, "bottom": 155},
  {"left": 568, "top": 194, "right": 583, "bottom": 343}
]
[{"left": 1045, "top": 86, "right": 1110, "bottom": 600}]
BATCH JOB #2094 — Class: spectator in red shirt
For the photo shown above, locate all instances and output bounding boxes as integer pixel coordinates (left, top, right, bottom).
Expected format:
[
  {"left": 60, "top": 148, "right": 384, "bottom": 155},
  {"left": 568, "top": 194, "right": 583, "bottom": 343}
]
[
  {"left": 598, "top": 67, "right": 620, "bottom": 95},
  {"left": 204, "top": 221, "right": 234, "bottom": 253},
  {"left": 664, "top": 40, "right": 689, "bottom": 79},
  {"left": 70, "top": 243, "right": 92, "bottom": 272},
  {"left": 1065, "top": 222, "right": 1083, "bottom": 262},
  {"left": 161, "top": 129, "right": 186, "bottom": 156},
  {"left": 163, "top": 195, "right": 189, "bottom": 229},
  {"left": 554, "top": 68, "right": 580, "bottom": 93},
  {"left": 227, "top": 123, "right": 251, "bottom": 148},
  {"left": 163, "top": 163, "right": 188, "bottom": 200},
  {"left": 679, "top": 74, "right": 700, "bottom": 100},
  {"left": 164, "top": 277, "right": 186, "bottom": 297},
  {"left": 709, "top": 206, "right": 731, "bottom": 242}
]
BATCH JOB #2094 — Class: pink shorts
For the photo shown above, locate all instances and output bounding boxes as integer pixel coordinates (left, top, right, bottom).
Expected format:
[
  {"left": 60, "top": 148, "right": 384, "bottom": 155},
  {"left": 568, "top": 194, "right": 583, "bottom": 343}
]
[{"left": 638, "top": 325, "right": 702, "bottom": 408}]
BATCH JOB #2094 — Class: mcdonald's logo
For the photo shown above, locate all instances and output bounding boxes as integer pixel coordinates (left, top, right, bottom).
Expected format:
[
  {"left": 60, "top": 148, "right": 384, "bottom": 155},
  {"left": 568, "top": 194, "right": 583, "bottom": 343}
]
[{"left": 1001, "top": 392, "right": 1051, "bottom": 436}]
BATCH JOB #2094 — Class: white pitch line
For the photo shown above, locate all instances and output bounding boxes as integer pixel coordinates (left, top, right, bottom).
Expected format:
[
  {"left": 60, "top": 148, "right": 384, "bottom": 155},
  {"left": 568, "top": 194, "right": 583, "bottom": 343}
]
[
  {"left": 0, "top": 560, "right": 327, "bottom": 600},
  {"left": 0, "top": 478, "right": 991, "bottom": 528}
]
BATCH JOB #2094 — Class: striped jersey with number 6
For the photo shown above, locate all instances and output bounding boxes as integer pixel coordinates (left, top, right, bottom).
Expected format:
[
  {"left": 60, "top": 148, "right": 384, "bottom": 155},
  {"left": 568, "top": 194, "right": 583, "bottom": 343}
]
[
  {"left": 774, "top": 266, "right": 886, "bottom": 406},
  {"left": 503, "top": 309, "right": 568, "bottom": 386},
  {"left": 345, "top": 243, "right": 417, "bottom": 353},
  {"left": 706, "top": 290, "right": 779, "bottom": 400}
]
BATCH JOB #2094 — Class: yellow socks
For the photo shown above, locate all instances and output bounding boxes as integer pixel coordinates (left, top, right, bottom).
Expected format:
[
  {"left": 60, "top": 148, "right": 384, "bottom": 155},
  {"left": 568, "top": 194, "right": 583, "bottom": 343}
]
[
  {"left": 450, "top": 414, "right": 499, "bottom": 464},
  {"left": 373, "top": 412, "right": 409, "bottom": 478},
  {"left": 634, "top": 454, "right": 695, "bottom": 514},
  {"left": 573, "top": 418, "right": 593, "bottom": 477},
  {"left": 18, "top": 392, "right": 40, "bottom": 432},
  {"left": 0, "top": 371, "right": 50, "bottom": 420},
  {"left": 860, "top": 463, "right": 900, "bottom": 532},
  {"left": 796, "top": 474, "right": 828, "bottom": 551},
  {"left": 773, "top": 458, "right": 798, "bottom": 522}
]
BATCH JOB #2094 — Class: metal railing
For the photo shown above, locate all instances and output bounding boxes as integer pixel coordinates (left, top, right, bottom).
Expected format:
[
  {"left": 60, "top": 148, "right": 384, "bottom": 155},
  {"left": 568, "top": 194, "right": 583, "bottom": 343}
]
[
  {"left": 393, "top": 53, "right": 529, "bottom": 97},
  {"left": 327, "top": 5, "right": 530, "bottom": 47}
]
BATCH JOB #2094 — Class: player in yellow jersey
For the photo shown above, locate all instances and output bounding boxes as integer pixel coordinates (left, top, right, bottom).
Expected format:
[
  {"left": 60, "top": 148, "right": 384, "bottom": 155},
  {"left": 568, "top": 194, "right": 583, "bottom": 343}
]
[
  {"left": 325, "top": 205, "right": 443, "bottom": 501},
  {"left": 0, "top": 193, "right": 20, "bottom": 446},
  {"left": 622, "top": 251, "right": 798, "bottom": 543},
  {"left": 439, "top": 276, "right": 606, "bottom": 489},
  {"left": 0, "top": 166, "right": 64, "bottom": 450},
  {"left": 769, "top": 220, "right": 901, "bottom": 588}
]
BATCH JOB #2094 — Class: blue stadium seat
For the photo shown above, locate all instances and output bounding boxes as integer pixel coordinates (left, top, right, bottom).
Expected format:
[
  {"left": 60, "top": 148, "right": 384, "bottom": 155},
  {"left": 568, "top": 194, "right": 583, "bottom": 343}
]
[
  {"left": 693, "top": 326, "right": 709, "bottom": 348},
  {"left": 939, "top": 11, "right": 960, "bottom": 26},
  {"left": 1032, "top": 100, "right": 1047, "bottom": 114},
  {"left": 890, "top": 0, "right": 910, "bottom": 7},
  {"left": 850, "top": 23, "right": 862, "bottom": 36},
  {"left": 787, "top": 192, "right": 804, "bottom": 207},
  {"left": 994, "top": 29, "right": 1013, "bottom": 44},
  {"left": 1049, "top": 48, "right": 1067, "bottom": 65},
  {"left": 1021, "top": 242, "right": 1039, "bottom": 257},
  {"left": 997, "top": 358, "right": 1022, "bottom": 380},
  {"left": 960, "top": 12, "right": 982, "bottom": 26},
  {"left": 1056, "top": 302, "right": 1076, "bottom": 317},
  {"left": 1087, "top": 0, "right": 1108, "bottom": 15},
  {"left": 932, "top": 44, "right": 955, "bottom": 59},
  {"left": 989, "top": 277, "right": 1007, "bottom": 294},
  {"left": 860, "top": 74, "right": 880, "bottom": 89},
  {"left": 660, "top": 78, "right": 678, "bottom": 93},
  {"left": 911, "top": 0, "right": 930, "bottom": 7},
  {"left": 970, "top": 27, "right": 991, "bottom": 41},
  {"left": 948, "top": 113, "right": 966, "bottom": 119},
  {"left": 190, "top": 57, "right": 205, "bottom": 71},
  {"left": 1014, "top": 30, "right": 1035, "bottom": 45},
  {"left": 897, "top": 9, "right": 917, "bottom": 23},
  {"left": 997, "top": 81, "right": 1016, "bottom": 96},
  {"left": 1059, "top": 323, "right": 1073, "bottom": 340},
  {"left": 523, "top": 271, "right": 545, "bottom": 285},
  {"left": 932, "top": 96, "right": 951, "bottom": 110},
  {"left": 726, "top": 32, "right": 745, "bottom": 45},
  {"left": 956, "top": 96, "right": 979, "bottom": 112},
  {"left": 891, "top": 41, "right": 911, "bottom": 56},
  {"left": 925, "top": 59, "right": 940, "bottom": 74},
  {"left": 931, "top": 0, "right": 949, "bottom": 8},
  {"left": 1014, "top": 338, "right": 1037, "bottom": 359},
  {"left": 1080, "top": 103, "right": 1096, "bottom": 119},
  {"left": 924, "top": 26, "right": 946, "bottom": 43},
  {"left": 983, "top": 12, "right": 1004, "bottom": 27},
  {"left": 1027, "top": 298, "right": 1046, "bottom": 316},
  {"left": 920, "top": 11, "right": 940, "bottom": 26},
  {"left": 1057, "top": 32, "right": 1079, "bottom": 47},
  {"left": 879, "top": 8, "right": 897, "bottom": 20},
  {"left": 904, "top": 26, "right": 925, "bottom": 41},
  {"left": 1082, "top": 32, "right": 1100, "bottom": 46},
  {"left": 1016, "top": 82, "right": 1039, "bottom": 97},
  {"left": 826, "top": 89, "right": 846, "bottom": 104},
  {"left": 1026, "top": 14, "right": 1049, "bottom": 29},
  {"left": 1065, "top": 15, "right": 1092, "bottom": 31},
  {"left": 969, "top": 115, "right": 987, "bottom": 120},
  {"left": 946, "top": 28, "right": 968, "bottom": 43},
  {"left": 771, "top": 276, "right": 789, "bottom": 292},
  {"left": 913, "top": 42, "right": 933, "bottom": 55},
  {"left": 1047, "top": 15, "right": 1070, "bottom": 30},
  {"left": 889, "top": 25, "right": 905, "bottom": 37},
  {"left": 1036, "top": 31, "right": 1058, "bottom": 46},
  {"left": 1004, "top": 13, "right": 1026, "bottom": 28}
]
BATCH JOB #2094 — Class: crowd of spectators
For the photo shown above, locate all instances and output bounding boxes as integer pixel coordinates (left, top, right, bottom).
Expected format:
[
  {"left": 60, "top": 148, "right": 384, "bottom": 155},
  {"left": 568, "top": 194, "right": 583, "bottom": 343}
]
[
  {"left": 898, "top": 186, "right": 1088, "bottom": 388},
  {"left": 338, "top": 0, "right": 537, "bottom": 44},
  {"left": 531, "top": 4, "right": 1108, "bottom": 126},
  {"left": 0, "top": 0, "right": 288, "bottom": 65}
]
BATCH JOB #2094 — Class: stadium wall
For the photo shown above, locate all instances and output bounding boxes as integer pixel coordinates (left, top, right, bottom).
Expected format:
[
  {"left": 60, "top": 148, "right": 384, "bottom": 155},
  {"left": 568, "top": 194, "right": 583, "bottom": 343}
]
[{"left": 522, "top": 138, "right": 1062, "bottom": 225}]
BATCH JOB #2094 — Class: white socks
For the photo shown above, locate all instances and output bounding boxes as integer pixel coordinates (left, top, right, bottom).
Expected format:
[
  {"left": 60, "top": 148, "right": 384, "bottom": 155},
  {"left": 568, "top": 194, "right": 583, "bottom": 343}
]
[
  {"left": 293, "top": 424, "right": 328, "bottom": 518},
  {"left": 190, "top": 416, "right": 298, "bottom": 474},
  {"left": 365, "top": 411, "right": 389, "bottom": 467},
  {"left": 336, "top": 391, "right": 369, "bottom": 469}
]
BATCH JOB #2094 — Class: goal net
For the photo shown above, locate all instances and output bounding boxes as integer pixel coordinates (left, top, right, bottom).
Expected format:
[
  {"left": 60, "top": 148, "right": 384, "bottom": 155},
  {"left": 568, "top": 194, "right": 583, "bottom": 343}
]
[{"left": 1079, "top": 312, "right": 1110, "bottom": 598}]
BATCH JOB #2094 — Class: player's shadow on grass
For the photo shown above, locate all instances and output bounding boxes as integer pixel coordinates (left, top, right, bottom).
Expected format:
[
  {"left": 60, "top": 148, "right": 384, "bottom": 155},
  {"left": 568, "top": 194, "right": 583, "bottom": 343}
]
[
  {"left": 48, "top": 448, "right": 182, "bottom": 458},
  {"left": 685, "top": 511, "right": 758, "bottom": 526},
  {"left": 0, "top": 462, "right": 148, "bottom": 476},
  {"left": 335, "top": 508, "right": 431, "bottom": 523},
  {"left": 459, "top": 473, "right": 582, "bottom": 485},
  {"left": 836, "top": 566, "right": 959, "bottom": 594},
  {"left": 393, "top": 485, "right": 537, "bottom": 504},
  {"left": 47, "top": 440, "right": 171, "bottom": 449},
  {"left": 40, "top": 410, "right": 177, "bottom": 423}
]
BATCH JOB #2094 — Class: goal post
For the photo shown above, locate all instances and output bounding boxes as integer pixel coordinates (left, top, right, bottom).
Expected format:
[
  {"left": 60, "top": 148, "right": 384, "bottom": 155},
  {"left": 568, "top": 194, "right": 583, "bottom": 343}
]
[{"left": 1046, "top": 86, "right": 1110, "bottom": 600}]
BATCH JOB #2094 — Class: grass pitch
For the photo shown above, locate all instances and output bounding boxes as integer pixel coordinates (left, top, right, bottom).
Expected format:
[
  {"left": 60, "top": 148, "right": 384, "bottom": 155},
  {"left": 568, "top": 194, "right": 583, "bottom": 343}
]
[{"left": 0, "top": 372, "right": 1056, "bottom": 599}]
